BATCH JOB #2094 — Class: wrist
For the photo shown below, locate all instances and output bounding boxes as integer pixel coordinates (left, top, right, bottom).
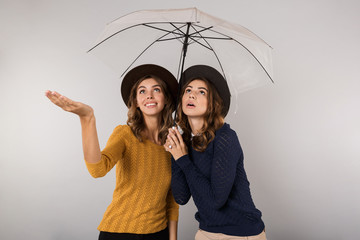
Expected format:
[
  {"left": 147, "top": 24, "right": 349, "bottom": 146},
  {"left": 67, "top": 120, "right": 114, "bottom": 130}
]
[{"left": 79, "top": 111, "right": 95, "bottom": 124}]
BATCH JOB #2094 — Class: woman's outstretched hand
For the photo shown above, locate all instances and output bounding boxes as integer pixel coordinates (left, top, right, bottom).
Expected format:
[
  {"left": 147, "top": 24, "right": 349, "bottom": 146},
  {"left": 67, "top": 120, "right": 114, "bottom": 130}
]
[
  {"left": 45, "top": 90, "right": 101, "bottom": 164},
  {"left": 164, "top": 127, "right": 188, "bottom": 161},
  {"left": 45, "top": 90, "right": 93, "bottom": 118}
]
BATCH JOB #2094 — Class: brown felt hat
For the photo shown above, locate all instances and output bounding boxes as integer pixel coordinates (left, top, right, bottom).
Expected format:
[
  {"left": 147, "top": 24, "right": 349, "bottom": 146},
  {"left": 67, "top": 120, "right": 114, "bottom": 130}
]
[
  {"left": 121, "top": 64, "right": 178, "bottom": 107},
  {"left": 180, "top": 65, "right": 231, "bottom": 117}
]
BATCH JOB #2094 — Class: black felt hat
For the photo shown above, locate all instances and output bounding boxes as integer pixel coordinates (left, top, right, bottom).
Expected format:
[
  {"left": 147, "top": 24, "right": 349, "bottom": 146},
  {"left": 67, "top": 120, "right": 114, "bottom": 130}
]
[
  {"left": 180, "top": 65, "right": 231, "bottom": 117},
  {"left": 121, "top": 64, "right": 178, "bottom": 107}
]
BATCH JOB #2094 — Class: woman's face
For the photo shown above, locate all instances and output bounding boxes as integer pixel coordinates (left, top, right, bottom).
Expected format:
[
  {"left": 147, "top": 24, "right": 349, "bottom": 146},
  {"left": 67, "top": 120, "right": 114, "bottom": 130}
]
[
  {"left": 182, "top": 79, "right": 208, "bottom": 118},
  {"left": 136, "top": 78, "right": 165, "bottom": 117}
]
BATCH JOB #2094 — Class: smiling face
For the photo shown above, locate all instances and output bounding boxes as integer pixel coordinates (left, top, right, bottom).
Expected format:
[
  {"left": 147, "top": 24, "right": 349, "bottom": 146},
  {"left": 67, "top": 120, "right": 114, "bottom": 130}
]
[
  {"left": 136, "top": 78, "right": 165, "bottom": 118},
  {"left": 181, "top": 79, "right": 209, "bottom": 119}
]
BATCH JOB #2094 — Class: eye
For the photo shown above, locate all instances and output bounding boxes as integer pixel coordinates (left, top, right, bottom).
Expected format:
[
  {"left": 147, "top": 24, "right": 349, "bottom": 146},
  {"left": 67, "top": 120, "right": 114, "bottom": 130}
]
[
  {"left": 139, "top": 89, "right": 145, "bottom": 94},
  {"left": 185, "top": 89, "right": 191, "bottom": 93},
  {"left": 199, "top": 90, "right": 206, "bottom": 95},
  {"left": 154, "top": 88, "right": 161, "bottom": 93}
]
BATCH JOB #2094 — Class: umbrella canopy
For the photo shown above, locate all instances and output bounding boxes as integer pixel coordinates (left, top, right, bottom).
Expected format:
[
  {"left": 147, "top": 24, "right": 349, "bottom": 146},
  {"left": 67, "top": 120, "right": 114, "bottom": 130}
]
[{"left": 88, "top": 7, "right": 273, "bottom": 106}]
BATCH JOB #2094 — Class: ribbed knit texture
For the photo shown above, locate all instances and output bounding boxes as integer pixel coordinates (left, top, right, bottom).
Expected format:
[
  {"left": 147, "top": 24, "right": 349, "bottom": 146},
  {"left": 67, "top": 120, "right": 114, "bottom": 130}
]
[
  {"left": 86, "top": 125, "right": 179, "bottom": 234},
  {"left": 171, "top": 123, "right": 264, "bottom": 236}
]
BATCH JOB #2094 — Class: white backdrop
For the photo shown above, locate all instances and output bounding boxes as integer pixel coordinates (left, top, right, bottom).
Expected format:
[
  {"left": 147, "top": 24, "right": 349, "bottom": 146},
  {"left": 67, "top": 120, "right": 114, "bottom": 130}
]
[{"left": 1, "top": 0, "right": 359, "bottom": 239}]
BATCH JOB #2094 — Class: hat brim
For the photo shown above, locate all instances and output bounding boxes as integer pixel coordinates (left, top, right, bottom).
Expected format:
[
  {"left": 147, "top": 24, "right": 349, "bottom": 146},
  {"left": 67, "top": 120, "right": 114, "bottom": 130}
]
[
  {"left": 121, "top": 64, "right": 178, "bottom": 107},
  {"left": 180, "top": 65, "right": 231, "bottom": 117}
]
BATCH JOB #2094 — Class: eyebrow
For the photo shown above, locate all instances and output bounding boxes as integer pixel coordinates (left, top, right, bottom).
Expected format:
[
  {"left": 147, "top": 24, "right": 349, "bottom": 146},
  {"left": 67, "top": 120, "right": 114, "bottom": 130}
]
[
  {"left": 186, "top": 85, "right": 208, "bottom": 92},
  {"left": 198, "top": 87, "right": 208, "bottom": 92},
  {"left": 138, "top": 84, "right": 161, "bottom": 89}
]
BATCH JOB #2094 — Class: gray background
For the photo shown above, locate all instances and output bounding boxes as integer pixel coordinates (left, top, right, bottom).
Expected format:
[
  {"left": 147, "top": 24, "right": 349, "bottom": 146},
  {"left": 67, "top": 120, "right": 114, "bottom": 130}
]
[{"left": 1, "top": 0, "right": 359, "bottom": 239}]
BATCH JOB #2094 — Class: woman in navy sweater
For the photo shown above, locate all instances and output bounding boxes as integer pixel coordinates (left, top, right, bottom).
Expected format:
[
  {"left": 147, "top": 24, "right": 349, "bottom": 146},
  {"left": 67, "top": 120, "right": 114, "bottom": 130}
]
[{"left": 164, "top": 65, "right": 266, "bottom": 240}]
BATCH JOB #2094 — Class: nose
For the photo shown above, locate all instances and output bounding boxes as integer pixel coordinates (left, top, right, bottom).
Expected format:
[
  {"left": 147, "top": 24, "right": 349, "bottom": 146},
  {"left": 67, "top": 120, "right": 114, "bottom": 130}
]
[
  {"left": 189, "top": 92, "right": 195, "bottom": 99},
  {"left": 146, "top": 92, "right": 154, "bottom": 99}
]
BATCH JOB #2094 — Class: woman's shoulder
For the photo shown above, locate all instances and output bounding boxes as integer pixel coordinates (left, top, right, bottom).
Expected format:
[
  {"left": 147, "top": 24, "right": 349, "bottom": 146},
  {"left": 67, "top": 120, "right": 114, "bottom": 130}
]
[
  {"left": 111, "top": 124, "right": 133, "bottom": 138},
  {"left": 214, "top": 123, "right": 243, "bottom": 153},
  {"left": 113, "top": 124, "right": 131, "bottom": 132},
  {"left": 216, "top": 123, "right": 237, "bottom": 138},
  {"left": 213, "top": 123, "right": 239, "bottom": 145}
]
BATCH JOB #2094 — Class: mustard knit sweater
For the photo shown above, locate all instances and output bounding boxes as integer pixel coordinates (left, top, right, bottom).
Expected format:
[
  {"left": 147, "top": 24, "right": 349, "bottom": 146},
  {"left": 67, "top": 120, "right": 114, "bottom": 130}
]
[{"left": 85, "top": 125, "right": 179, "bottom": 234}]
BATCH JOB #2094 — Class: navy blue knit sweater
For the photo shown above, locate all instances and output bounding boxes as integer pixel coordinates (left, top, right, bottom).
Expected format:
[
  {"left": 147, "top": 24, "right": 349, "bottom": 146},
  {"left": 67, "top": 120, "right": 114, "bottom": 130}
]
[{"left": 171, "top": 123, "right": 265, "bottom": 236}]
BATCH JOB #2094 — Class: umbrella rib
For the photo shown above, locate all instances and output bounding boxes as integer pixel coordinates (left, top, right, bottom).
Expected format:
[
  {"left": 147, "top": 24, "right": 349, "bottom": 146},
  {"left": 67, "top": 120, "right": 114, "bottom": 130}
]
[
  {"left": 187, "top": 25, "right": 231, "bottom": 49},
  {"left": 189, "top": 26, "right": 213, "bottom": 36},
  {"left": 120, "top": 31, "right": 177, "bottom": 77},
  {"left": 156, "top": 36, "right": 187, "bottom": 42},
  {"left": 88, "top": 24, "right": 144, "bottom": 52},
  {"left": 190, "top": 25, "right": 228, "bottom": 81},
  {"left": 88, "top": 22, "right": 187, "bottom": 52},
  {"left": 234, "top": 39, "right": 274, "bottom": 83},
  {"left": 192, "top": 36, "right": 233, "bottom": 40},
  {"left": 170, "top": 22, "right": 186, "bottom": 36},
  {"left": 187, "top": 36, "right": 213, "bottom": 51},
  {"left": 192, "top": 24, "right": 274, "bottom": 83},
  {"left": 190, "top": 24, "right": 233, "bottom": 40},
  {"left": 188, "top": 26, "right": 234, "bottom": 40},
  {"left": 143, "top": 23, "right": 187, "bottom": 37},
  {"left": 169, "top": 22, "right": 192, "bottom": 45}
]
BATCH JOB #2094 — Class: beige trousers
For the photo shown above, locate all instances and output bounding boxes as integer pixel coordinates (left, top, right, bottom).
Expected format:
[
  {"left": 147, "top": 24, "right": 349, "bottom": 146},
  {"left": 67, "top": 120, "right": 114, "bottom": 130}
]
[{"left": 195, "top": 229, "right": 267, "bottom": 240}]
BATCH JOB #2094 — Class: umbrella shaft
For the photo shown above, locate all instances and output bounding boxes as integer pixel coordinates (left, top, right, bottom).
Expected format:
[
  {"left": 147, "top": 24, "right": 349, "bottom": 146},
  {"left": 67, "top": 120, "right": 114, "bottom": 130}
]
[
  {"left": 182, "top": 22, "right": 191, "bottom": 58},
  {"left": 174, "top": 23, "right": 191, "bottom": 126},
  {"left": 180, "top": 22, "right": 191, "bottom": 77}
]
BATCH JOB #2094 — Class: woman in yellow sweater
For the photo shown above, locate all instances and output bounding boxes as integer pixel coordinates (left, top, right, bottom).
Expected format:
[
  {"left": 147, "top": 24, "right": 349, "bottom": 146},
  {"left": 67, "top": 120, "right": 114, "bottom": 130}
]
[{"left": 45, "top": 64, "right": 179, "bottom": 240}]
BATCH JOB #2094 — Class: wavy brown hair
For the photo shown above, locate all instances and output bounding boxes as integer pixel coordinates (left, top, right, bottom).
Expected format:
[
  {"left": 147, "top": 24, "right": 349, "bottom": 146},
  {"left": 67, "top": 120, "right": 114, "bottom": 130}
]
[
  {"left": 176, "top": 78, "right": 224, "bottom": 152},
  {"left": 126, "top": 75, "right": 175, "bottom": 145}
]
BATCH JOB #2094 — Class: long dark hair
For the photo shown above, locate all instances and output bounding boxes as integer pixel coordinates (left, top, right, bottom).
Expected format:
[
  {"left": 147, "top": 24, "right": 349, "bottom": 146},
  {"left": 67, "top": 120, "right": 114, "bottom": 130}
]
[
  {"left": 126, "top": 75, "right": 175, "bottom": 145},
  {"left": 176, "top": 78, "right": 224, "bottom": 152}
]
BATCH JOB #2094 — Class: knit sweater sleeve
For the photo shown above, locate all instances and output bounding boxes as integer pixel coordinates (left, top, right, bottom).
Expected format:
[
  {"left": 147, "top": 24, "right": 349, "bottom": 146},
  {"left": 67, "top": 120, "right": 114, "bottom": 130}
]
[
  {"left": 166, "top": 188, "right": 180, "bottom": 221},
  {"left": 171, "top": 157, "right": 192, "bottom": 205},
  {"left": 85, "top": 125, "right": 127, "bottom": 178},
  {"left": 175, "top": 126, "right": 242, "bottom": 210}
]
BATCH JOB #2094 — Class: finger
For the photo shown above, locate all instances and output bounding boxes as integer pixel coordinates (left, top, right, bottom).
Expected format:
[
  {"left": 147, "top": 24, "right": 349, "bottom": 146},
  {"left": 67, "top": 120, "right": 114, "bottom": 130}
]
[
  {"left": 45, "top": 90, "right": 52, "bottom": 97},
  {"left": 167, "top": 135, "right": 178, "bottom": 149},
  {"left": 165, "top": 139, "right": 171, "bottom": 147},
  {"left": 167, "top": 130, "right": 176, "bottom": 140},
  {"left": 174, "top": 128, "right": 185, "bottom": 146},
  {"left": 168, "top": 132, "right": 180, "bottom": 147},
  {"left": 47, "top": 91, "right": 78, "bottom": 112},
  {"left": 46, "top": 91, "right": 65, "bottom": 107},
  {"left": 163, "top": 144, "right": 170, "bottom": 152},
  {"left": 174, "top": 127, "right": 182, "bottom": 138},
  {"left": 167, "top": 135, "right": 175, "bottom": 147},
  {"left": 45, "top": 90, "right": 56, "bottom": 102},
  {"left": 163, "top": 141, "right": 173, "bottom": 152}
]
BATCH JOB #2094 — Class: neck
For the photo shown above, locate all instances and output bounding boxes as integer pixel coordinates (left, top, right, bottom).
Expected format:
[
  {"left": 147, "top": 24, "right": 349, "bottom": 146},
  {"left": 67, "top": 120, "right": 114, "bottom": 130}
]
[
  {"left": 143, "top": 115, "right": 161, "bottom": 144},
  {"left": 187, "top": 116, "right": 204, "bottom": 135}
]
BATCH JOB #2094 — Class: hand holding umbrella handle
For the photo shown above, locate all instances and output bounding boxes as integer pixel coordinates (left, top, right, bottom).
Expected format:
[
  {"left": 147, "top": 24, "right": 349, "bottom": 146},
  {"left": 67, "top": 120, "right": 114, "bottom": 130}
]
[{"left": 164, "top": 127, "right": 187, "bottom": 160}]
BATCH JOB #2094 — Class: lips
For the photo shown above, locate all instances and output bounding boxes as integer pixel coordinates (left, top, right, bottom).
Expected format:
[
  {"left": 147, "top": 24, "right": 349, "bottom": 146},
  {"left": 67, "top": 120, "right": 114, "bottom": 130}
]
[
  {"left": 186, "top": 101, "right": 195, "bottom": 108},
  {"left": 145, "top": 102, "right": 157, "bottom": 107}
]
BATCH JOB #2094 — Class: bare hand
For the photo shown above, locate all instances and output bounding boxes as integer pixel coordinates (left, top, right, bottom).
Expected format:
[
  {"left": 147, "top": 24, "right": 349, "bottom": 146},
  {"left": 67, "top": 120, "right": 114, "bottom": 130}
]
[
  {"left": 164, "top": 127, "right": 188, "bottom": 160},
  {"left": 45, "top": 90, "right": 93, "bottom": 118}
]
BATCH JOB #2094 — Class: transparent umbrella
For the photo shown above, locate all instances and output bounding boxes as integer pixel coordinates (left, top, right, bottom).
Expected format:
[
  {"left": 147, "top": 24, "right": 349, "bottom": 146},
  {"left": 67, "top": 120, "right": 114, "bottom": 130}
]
[{"left": 88, "top": 7, "right": 274, "bottom": 112}]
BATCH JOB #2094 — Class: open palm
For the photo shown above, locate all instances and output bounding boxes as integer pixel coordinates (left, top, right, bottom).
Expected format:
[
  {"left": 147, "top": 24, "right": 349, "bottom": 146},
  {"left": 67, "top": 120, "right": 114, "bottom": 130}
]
[{"left": 45, "top": 90, "right": 93, "bottom": 117}]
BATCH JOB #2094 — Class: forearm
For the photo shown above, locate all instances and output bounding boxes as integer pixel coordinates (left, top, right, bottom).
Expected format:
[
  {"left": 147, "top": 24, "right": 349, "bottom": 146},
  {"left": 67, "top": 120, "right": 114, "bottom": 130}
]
[
  {"left": 171, "top": 158, "right": 191, "bottom": 204},
  {"left": 168, "top": 220, "right": 178, "bottom": 240},
  {"left": 176, "top": 154, "right": 236, "bottom": 209},
  {"left": 80, "top": 114, "right": 101, "bottom": 164}
]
